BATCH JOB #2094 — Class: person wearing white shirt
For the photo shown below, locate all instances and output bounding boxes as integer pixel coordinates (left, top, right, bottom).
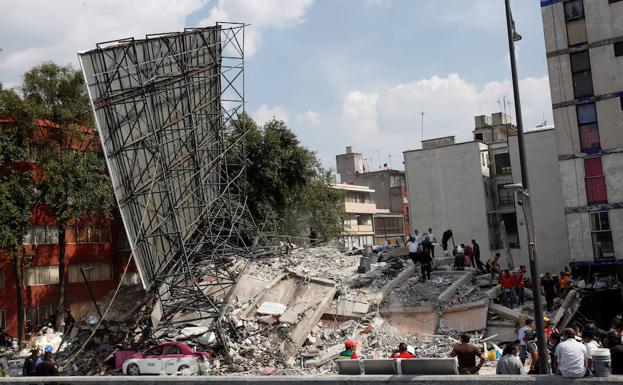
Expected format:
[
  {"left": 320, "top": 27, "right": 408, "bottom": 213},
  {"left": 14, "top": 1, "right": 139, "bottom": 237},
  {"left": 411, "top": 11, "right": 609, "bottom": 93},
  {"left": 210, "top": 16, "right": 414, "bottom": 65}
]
[
  {"left": 427, "top": 228, "right": 436, "bottom": 258},
  {"left": 556, "top": 328, "right": 590, "bottom": 378},
  {"left": 413, "top": 230, "right": 422, "bottom": 245}
]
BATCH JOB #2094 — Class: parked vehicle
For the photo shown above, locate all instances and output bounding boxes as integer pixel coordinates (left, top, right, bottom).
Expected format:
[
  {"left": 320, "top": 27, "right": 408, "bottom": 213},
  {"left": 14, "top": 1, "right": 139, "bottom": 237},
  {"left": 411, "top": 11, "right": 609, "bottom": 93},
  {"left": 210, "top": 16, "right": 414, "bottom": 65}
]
[{"left": 122, "top": 342, "right": 212, "bottom": 375}]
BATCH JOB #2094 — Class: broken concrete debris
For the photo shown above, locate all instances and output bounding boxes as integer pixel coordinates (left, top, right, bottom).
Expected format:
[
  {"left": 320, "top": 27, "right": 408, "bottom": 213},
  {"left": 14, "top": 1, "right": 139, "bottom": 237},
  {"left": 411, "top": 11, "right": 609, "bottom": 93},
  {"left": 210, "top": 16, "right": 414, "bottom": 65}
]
[{"left": 8, "top": 245, "right": 576, "bottom": 377}]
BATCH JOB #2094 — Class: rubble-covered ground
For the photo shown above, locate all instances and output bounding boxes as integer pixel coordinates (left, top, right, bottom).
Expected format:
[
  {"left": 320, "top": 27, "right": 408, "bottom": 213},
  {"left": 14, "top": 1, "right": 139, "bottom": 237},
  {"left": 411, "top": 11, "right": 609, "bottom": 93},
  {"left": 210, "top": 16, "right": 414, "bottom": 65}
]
[{"left": 382, "top": 273, "right": 457, "bottom": 308}]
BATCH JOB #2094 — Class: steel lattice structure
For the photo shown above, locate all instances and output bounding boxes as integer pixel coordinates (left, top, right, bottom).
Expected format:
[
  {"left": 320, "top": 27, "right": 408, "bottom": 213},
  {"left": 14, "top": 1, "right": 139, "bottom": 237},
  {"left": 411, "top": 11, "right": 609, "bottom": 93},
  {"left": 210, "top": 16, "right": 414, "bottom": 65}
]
[{"left": 78, "top": 24, "right": 250, "bottom": 337}]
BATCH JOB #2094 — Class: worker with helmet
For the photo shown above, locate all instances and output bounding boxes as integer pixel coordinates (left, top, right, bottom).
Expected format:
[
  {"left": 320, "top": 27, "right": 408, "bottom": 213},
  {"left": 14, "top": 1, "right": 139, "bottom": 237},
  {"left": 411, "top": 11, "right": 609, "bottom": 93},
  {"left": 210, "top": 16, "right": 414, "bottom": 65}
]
[{"left": 338, "top": 340, "right": 358, "bottom": 359}]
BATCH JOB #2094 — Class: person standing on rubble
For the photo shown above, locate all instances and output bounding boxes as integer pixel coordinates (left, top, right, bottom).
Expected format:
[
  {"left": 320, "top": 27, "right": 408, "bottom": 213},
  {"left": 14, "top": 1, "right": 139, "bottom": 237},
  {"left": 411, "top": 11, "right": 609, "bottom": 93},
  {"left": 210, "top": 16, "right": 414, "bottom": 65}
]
[
  {"left": 441, "top": 229, "right": 453, "bottom": 255},
  {"left": 419, "top": 245, "right": 432, "bottom": 282},
  {"left": 525, "top": 329, "right": 543, "bottom": 374},
  {"left": 454, "top": 245, "right": 465, "bottom": 271},
  {"left": 413, "top": 229, "right": 422, "bottom": 246},
  {"left": 471, "top": 239, "right": 483, "bottom": 271},
  {"left": 407, "top": 236, "right": 418, "bottom": 263},
  {"left": 514, "top": 265, "right": 527, "bottom": 306},
  {"left": 486, "top": 253, "right": 501, "bottom": 286},
  {"left": 449, "top": 333, "right": 485, "bottom": 375},
  {"left": 501, "top": 269, "right": 516, "bottom": 309},
  {"left": 338, "top": 340, "right": 359, "bottom": 359},
  {"left": 421, "top": 233, "right": 432, "bottom": 258},
  {"left": 391, "top": 343, "right": 416, "bottom": 358},
  {"left": 519, "top": 318, "right": 535, "bottom": 365},
  {"left": 427, "top": 228, "right": 436, "bottom": 258},
  {"left": 541, "top": 272, "right": 557, "bottom": 312}
]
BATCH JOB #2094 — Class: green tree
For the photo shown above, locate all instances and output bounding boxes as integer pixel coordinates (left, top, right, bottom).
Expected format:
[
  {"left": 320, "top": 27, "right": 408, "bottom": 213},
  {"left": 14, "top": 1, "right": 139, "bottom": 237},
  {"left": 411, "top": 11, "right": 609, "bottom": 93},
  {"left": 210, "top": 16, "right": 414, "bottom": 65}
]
[
  {"left": 236, "top": 115, "right": 345, "bottom": 243},
  {"left": 10, "top": 63, "right": 114, "bottom": 325},
  {"left": 0, "top": 85, "right": 37, "bottom": 344}
]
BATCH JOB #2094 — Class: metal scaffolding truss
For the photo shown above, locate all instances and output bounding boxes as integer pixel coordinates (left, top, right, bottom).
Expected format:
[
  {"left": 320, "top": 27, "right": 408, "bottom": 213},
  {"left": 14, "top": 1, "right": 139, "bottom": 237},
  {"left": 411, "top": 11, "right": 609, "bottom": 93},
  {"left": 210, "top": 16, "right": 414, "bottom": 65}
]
[{"left": 78, "top": 24, "right": 251, "bottom": 337}]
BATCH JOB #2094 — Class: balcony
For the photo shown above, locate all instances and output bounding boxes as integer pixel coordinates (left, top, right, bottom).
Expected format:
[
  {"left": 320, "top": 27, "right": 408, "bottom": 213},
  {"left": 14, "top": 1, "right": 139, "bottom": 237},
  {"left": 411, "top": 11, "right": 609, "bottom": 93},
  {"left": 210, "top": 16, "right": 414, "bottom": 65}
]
[
  {"left": 344, "top": 201, "right": 377, "bottom": 214},
  {"left": 344, "top": 224, "right": 374, "bottom": 234}
]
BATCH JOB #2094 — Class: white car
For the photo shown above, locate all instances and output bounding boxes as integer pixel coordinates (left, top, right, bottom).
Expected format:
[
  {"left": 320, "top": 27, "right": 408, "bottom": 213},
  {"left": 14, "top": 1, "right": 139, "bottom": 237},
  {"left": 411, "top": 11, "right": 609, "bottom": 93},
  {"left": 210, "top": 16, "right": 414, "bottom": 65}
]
[{"left": 122, "top": 342, "right": 211, "bottom": 375}]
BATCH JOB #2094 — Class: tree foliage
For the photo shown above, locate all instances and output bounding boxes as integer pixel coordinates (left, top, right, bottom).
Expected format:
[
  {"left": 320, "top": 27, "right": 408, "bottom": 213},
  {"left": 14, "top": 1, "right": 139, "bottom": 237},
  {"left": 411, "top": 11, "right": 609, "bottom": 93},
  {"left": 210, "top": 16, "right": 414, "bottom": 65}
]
[
  {"left": 1, "top": 63, "right": 114, "bottom": 325},
  {"left": 237, "top": 115, "right": 345, "bottom": 243}
]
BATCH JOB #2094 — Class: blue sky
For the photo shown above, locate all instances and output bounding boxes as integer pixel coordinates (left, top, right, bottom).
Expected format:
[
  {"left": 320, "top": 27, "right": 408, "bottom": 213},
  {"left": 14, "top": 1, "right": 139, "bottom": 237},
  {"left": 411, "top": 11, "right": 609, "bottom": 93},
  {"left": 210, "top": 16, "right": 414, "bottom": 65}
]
[{"left": 0, "top": 0, "right": 553, "bottom": 171}]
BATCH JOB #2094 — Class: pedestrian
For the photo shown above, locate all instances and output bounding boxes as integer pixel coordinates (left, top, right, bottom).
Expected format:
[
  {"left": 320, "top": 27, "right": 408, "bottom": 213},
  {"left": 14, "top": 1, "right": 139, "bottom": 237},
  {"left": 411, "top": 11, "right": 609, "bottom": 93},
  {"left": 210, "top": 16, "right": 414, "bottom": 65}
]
[
  {"left": 391, "top": 342, "right": 416, "bottom": 358},
  {"left": 23, "top": 347, "right": 39, "bottom": 376},
  {"left": 461, "top": 243, "right": 473, "bottom": 269},
  {"left": 560, "top": 271, "right": 571, "bottom": 298},
  {"left": 413, "top": 229, "right": 422, "bottom": 245},
  {"left": 449, "top": 333, "right": 485, "bottom": 375},
  {"left": 35, "top": 345, "right": 58, "bottom": 376},
  {"left": 471, "top": 239, "right": 483, "bottom": 271},
  {"left": 454, "top": 245, "right": 465, "bottom": 271},
  {"left": 338, "top": 340, "right": 358, "bottom": 359},
  {"left": 545, "top": 316, "right": 559, "bottom": 344},
  {"left": 518, "top": 318, "right": 535, "bottom": 365},
  {"left": 441, "top": 229, "right": 453, "bottom": 255},
  {"left": 555, "top": 328, "right": 590, "bottom": 378},
  {"left": 550, "top": 331, "right": 561, "bottom": 374},
  {"left": 582, "top": 324, "right": 600, "bottom": 372},
  {"left": 63, "top": 308, "right": 76, "bottom": 336},
  {"left": 421, "top": 233, "right": 432, "bottom": 258},
  {"left": 419, "top": 245, "right": 432, "bottom": 282},
  {"left": 514, "top": 265, "right": 527, "bottom": 306},
  {"left": 487, "top": 253, "right": 501, "bottom": 286},
  {"left": 525, "top": 329, "right": 543, "bottom": 374},
  {"left": 407, "top": 236, "right": 418, "bottom": 264},
  {"left": 496, "top": 341, "right": 524, "bottom": 375},
  {"left": 427, "top": 228, "right": 436, "bottom": 258},
  {"left": 500, "top": 269, "right": 516, "bottom": 309},
  {"left": 541, "top": 272, "right": 557, "bottom": 312},
  {"left": 606, "top": 331, "right": 623, "bottom": 375}
]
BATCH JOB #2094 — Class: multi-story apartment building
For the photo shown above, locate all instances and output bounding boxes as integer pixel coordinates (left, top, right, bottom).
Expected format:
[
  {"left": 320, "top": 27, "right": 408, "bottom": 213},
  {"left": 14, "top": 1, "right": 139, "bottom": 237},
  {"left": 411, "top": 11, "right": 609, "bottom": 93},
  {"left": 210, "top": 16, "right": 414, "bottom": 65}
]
[
  {"left": 541, "top": 0, "right": 623, "bottom": 262},
  {"left": 0, "top": 119, "right": 136, "bottom": 336},
  {"left": 336, "top": 146, "right": 410, "bottom": 239},
  {"left": 403, "top": 113, "right": 569, "bottom": 274},
  {"left": 332, "top": 183, "right": 377, "bottom": 249}
]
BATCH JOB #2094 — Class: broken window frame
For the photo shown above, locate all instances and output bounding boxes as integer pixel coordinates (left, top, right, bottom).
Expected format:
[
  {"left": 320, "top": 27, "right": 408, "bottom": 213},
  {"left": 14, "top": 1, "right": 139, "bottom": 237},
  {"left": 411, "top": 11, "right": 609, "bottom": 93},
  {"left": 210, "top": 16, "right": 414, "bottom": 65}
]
[
  {"left": 584, "top": 157, "right": 608, "bottom": 204},
  {"left": 570, "top": 51, "right": 594, "bottom": 98},
  {"left": 494, "top": 153, "right": 512, "bottom": 175}
]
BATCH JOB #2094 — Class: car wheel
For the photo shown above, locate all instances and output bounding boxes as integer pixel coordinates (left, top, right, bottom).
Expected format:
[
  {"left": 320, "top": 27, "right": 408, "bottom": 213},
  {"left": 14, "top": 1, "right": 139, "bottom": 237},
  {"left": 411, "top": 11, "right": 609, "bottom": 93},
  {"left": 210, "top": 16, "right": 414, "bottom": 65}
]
[
  {"left": 127, "top": 363, "right": 140, "bottom": 376},
  {"left": 178, "top": 365, "right": 191, "bottom": 375}
]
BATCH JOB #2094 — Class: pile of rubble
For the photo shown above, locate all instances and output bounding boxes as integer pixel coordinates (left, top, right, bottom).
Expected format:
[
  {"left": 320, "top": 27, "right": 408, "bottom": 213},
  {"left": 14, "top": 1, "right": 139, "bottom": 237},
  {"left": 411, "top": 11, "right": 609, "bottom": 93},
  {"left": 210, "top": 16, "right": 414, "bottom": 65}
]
[{"left": 382, "top": 273, "right": 454, "bottom": 308}]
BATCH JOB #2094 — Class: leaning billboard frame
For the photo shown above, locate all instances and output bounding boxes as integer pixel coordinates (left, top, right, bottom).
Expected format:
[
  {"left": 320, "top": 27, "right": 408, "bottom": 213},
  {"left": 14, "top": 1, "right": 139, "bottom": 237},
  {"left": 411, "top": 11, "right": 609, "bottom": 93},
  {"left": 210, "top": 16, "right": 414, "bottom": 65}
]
[{"left": 78, "top": 24, "right": 249, "bottom": 309}]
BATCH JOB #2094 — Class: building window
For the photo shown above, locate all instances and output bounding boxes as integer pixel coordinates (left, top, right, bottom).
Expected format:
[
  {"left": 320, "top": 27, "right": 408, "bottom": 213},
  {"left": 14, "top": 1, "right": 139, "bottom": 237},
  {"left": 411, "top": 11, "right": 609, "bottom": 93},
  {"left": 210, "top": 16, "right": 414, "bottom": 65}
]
[
  {"left": 576, "top": 103, "right": 601, "bottom": 153},
  {"left": 26, "top": 266, "right": 59, "bottom": 286},
  {"left": 494, "top": 153, "right": 511, "bottom": 175},
  {"left": 590, "top": 211, "right": 615, "bottom": 259},
  {"left": 68, "top": 225, "right": 112, "bottom": 244},
  {"left": 584, "top": 157, "right": 608, "bottom": 204},
  {"left": 570, "top": 51, "right": 593, "bottom": 98},
  {"left": 26, "top": 305, "right": 55, "bottom": 326},
  {"left": 0, "top": 310, "right": 5, "bottom": 331},
  {"left": 475, "top": 133, "right": 483, "bottom": 141},
  {"left": 68, "top": 263, "right": 113, "bottom": 283},
  {"left": 564, "top": 0, "right": 584, "bottom": 21},
  {"left": 23, "top": 225, "right": 59, "bottom": 245},
  {"left": 497, "top": 184, "right": 514, "bottom": 206},
  {"left": 615, "top": 42, "right": 623, "bottom": 57}
]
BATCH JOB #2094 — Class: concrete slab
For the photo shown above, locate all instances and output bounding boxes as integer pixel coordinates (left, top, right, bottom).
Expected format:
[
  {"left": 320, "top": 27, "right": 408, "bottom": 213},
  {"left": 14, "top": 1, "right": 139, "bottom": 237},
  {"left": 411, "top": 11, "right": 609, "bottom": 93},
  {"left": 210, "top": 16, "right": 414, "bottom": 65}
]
[
  {"left": 488, "top": 303, "right": 529, "bottom": 323},
  {"left": 231, "top": 274, "right": 272, "bottom": 304},
  {"left": 380, "top": 305, "right": 438, "bottom": 335},
  {"left": 438, "top": 272, "right": 472, "bottom": 304},
  {"left": 442, "top": 302, "right": 488, "bottom": 332}
]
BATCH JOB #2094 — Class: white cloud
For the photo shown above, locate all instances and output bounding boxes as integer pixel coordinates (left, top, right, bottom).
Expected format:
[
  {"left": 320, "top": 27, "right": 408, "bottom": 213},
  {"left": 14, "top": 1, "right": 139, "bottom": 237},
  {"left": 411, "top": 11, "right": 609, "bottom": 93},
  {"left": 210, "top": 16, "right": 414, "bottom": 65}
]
[
  {"left": 429, "top": 0, "right": 504, "bottom": 29},
  {"left": 295, "top": 110, "right": 321, "bottom": 126},
  {"left": 253, "top": 104, "right": 289, "bottom": 126},
  {"left": 199, "top": 0, "right": 314, "bottom": 57},
  {"left": 341, "top": 91, "right": 379, "bottom": 137},
  {"left": 366, "top": 0, "right": 392, "bottom": 8},
  {"left": 337, "top": 73, "right": 552, "bottom": 161},
  {"left": 0, "top": 0, "right": 207, "bottom": 85}
]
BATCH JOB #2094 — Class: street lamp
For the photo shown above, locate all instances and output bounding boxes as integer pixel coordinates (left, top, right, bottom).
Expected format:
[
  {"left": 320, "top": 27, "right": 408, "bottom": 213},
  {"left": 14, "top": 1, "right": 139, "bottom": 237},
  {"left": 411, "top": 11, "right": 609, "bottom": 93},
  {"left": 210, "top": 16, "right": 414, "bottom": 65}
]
[{"left": 504, "top": 0, "right": 549, "bottom": 374}]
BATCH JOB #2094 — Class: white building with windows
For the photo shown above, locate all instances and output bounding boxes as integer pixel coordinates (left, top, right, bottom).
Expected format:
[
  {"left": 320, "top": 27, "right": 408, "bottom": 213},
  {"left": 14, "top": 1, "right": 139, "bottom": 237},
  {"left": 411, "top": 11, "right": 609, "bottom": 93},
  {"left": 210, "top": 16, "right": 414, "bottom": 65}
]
[{"left": 541, "top": 0, "right": 623, "bottom": 262}]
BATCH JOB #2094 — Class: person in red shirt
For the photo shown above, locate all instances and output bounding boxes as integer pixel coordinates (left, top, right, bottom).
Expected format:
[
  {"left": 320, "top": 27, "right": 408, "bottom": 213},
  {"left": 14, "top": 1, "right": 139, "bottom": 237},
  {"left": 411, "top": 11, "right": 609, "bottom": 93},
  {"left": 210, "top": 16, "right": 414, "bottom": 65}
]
[
  {"left": 514, "top": 265, "right": 527, "bottom": 306},
  {"left": 338, "top": 340, "right": 358, "bottom": 359},
  {"left": 391, "top": 343, "right": 416, "bottom": 358},
  {"left": 500, "top": 270, "right": 516, "bottom": 309}
]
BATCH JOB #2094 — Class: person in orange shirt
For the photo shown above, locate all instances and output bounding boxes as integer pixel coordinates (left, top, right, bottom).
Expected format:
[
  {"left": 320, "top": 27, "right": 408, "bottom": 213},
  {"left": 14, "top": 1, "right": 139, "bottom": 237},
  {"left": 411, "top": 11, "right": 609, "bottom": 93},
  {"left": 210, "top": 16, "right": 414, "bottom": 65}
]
[{"left": 500, "top": 270, "right": 516, "bottom": 309}]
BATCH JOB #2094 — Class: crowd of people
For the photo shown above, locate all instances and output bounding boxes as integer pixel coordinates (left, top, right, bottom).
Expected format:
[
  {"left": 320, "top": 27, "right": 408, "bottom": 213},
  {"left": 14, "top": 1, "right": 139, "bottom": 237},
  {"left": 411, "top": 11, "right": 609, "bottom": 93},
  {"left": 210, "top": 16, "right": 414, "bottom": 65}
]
[{"left": 22, "top": 344, "right": 59, "bottom": 376}]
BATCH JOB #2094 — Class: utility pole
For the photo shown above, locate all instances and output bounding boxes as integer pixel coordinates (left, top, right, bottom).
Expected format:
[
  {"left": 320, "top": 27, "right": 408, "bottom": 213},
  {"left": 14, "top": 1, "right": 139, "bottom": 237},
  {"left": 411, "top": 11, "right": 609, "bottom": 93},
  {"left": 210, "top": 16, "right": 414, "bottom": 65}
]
[
  {"left": 505, "top": 0, "right": 549, "bottom": 374},
  {"left": 421, "top": 112, "right": 424, "bottom": 146}
]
